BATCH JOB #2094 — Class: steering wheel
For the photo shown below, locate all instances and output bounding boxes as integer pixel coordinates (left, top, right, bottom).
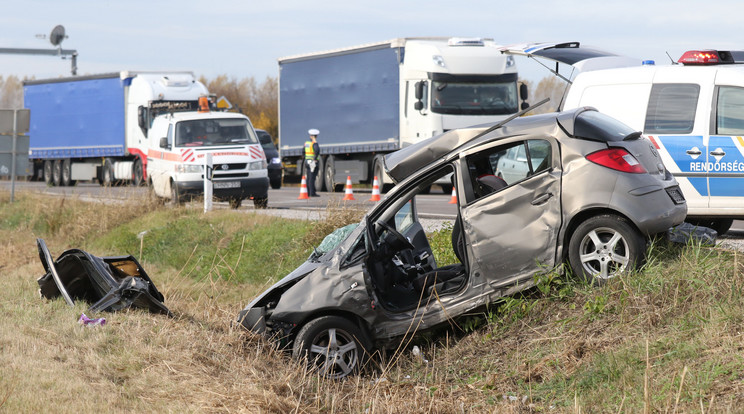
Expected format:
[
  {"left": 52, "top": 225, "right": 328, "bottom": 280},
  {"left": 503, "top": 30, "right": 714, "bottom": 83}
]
[{"left": 376, "top": 221, "right": 415, "bottom": 251}]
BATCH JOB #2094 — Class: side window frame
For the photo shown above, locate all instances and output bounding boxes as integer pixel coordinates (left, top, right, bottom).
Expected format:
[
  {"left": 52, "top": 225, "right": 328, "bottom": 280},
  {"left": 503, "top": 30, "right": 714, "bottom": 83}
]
[
  {"left": 644, "top": 83, "right": 700, "bottom": 134},
  {"left": 713, "top": 85, "right": 744, "bottom": 135}
]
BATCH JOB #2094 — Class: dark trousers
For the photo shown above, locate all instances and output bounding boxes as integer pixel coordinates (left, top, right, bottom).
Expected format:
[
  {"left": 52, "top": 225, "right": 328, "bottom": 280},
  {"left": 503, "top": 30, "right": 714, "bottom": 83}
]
[{"left": 305, "top": 159, "right": 317, "bottom": 196}]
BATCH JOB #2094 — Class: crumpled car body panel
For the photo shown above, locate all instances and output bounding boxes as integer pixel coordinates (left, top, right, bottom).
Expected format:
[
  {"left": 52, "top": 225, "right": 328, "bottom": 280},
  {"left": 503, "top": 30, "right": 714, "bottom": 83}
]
[
  {"left": 37, "top": 239, "right": 171, "bottom": 315},
  {"left": 238, "top": 107, "right": 688, "bottom": 355}
]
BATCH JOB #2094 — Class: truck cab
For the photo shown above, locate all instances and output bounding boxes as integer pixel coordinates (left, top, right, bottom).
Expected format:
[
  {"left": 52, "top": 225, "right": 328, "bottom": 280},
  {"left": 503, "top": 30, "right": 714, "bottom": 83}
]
[{"left": 146, "top": 108, "right": 269, "bottom": 208}]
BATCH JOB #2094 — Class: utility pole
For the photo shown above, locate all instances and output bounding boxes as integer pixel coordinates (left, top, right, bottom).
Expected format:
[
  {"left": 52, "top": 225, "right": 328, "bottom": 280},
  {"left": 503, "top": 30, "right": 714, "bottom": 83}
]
[{"left": 0, "top": 25, "right": 78, "bottom": 75}]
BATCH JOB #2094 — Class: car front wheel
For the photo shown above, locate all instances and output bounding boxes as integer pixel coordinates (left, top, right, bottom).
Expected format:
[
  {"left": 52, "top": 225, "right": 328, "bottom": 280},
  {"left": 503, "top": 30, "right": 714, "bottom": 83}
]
[
  {"left": 292, "top": 316, "right": 370, "bottom": 380},
  {"left": 568, "top": 214, "right": 645, "bottom": 283}
]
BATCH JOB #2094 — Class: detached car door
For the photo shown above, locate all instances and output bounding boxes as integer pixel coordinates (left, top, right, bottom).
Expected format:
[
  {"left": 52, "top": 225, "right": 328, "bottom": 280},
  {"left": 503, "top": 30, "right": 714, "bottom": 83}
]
[{"left": 459, "top": 138, "right": 562, "bottom": 287}]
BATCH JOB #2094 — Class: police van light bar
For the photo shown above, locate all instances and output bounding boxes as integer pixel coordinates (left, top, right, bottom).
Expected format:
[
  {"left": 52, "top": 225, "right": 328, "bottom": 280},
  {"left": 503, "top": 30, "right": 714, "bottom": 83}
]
[{"left": 678, "top": 50, "right": 744, "bottom": 65}]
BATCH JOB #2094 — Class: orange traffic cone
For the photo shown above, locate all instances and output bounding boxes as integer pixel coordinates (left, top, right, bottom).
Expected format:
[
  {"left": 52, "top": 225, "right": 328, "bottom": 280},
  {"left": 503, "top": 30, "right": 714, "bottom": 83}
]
[
  {"left": 369, "top": 176, "right": 381, "bottom": 202},
  {"left": 448, "top": 186, "right": 457, "bottom": 204},
  {"left": 298, "top": 175, "right": 309, "bottom": 200},
  {"left": 342, "top": 176, "right": 356, "bottom": 201}
]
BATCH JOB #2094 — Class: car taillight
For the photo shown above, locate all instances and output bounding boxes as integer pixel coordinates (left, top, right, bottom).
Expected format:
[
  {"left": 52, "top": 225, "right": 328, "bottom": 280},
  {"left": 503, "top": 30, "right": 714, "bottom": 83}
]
[{"left": 586, "top": 148, "right": 647, "bottom": 174}]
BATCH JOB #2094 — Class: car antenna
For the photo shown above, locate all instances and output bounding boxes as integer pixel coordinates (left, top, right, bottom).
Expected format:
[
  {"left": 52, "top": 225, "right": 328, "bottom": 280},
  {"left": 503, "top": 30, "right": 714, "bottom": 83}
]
[
  {"left": 665, "top": 51, "right": 679, "bottom": 65},
  {"left": 471, "top": 97, "right": 550, "bottom": 140}
]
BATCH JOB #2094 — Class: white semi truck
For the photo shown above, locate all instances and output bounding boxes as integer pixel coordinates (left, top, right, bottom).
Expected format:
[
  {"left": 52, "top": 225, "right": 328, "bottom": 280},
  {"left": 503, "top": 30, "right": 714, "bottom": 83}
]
[
  {"left": 278, "top": 37, "right": 528, "bottom": 192},
  {"left": 24, "top": 71, "right": 269, "bottom": 208}
]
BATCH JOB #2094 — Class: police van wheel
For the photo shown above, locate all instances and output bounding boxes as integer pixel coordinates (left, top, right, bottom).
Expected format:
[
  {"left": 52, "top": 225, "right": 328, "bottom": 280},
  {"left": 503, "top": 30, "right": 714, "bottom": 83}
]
[
  {"left": 688, "top": 218, "right": 733, "bottom": 235},
  {"left": 253, "top": 197, "right": 268, "bottom": 209},
  {"left": 229, "top": 197, "right": 243, "bottom": 209}
]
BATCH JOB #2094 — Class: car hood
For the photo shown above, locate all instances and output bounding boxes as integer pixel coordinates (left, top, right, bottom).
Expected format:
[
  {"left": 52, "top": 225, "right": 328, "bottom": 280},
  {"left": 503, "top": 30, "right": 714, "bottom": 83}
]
[{"left": 244, "top": 259, "right": 322, "bottom": 309}]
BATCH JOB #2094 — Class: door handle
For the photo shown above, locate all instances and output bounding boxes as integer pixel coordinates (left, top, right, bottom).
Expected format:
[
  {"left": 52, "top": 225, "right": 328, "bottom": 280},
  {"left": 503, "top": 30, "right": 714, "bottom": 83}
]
[
  {"left": 531, "top": 193, "right": 553, "bottom": 206},
  {"left": 685, "top": 148, "right": 702, "bottom": 156},
  {"left": 710, "top": 149, "right": 726, "bottom": 157}
]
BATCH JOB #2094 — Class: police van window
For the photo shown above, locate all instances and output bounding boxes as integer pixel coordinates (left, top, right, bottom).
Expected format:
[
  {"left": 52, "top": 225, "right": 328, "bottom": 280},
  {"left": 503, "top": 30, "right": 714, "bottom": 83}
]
[
  {"left": 716, "top": 86, "right": 744, "bottom": 135},
  {"left": 644, "top": 84, "right": 700, "bottom": 134}
]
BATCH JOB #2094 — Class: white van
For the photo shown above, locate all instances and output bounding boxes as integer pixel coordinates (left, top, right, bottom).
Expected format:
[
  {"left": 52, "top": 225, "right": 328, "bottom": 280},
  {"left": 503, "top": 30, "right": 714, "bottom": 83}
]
[{"left": 504, "top": 43, "right": 744, "bottom": 234}]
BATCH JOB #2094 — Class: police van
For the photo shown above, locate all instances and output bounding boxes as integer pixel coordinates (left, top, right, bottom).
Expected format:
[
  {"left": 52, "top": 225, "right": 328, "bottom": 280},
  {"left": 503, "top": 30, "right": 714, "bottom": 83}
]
[{"left": 503, "top": 43, "right": 744, "bottom": 234}]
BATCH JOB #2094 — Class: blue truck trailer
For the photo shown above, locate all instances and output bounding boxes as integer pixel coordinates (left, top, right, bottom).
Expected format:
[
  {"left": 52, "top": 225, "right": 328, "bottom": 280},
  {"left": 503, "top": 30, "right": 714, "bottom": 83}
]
[
  {"left": 24, "top": 71, "right": 208, "bottom": 187},
  {"left": 279, "top": 37, "right": 525, "bottom": 192}
]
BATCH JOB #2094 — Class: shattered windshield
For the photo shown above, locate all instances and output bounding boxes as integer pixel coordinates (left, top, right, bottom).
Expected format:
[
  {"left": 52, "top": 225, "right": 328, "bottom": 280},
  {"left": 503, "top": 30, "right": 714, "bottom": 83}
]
[
  {"left": 175, "top": 119, "right": 259, "bottom": 147},
  {"left": 314, "top": 223, "right": 359, "bottom": 258},
  {"left": 431, "top": 79, "right": 518, "bottom": 115}
]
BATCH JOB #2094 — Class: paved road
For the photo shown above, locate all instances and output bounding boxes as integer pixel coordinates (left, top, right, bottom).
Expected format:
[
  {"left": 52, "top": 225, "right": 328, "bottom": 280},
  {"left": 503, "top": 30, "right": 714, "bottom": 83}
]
[
  {"left": 1, "top": 181, "right": 459, "bottom": 218},
  {"left": 3, "top": 180, "right": 742, "bottom": 240}
]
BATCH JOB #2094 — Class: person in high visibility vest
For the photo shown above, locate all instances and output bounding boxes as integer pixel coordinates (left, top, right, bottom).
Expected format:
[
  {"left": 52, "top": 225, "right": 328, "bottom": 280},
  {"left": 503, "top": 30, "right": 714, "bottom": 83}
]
[{"left": 304, "top": 129, "right": 321, "bottom": 197}]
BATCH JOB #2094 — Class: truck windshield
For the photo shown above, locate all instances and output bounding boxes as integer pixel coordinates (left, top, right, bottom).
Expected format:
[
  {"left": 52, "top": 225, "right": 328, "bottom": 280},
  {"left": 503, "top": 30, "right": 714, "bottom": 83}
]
[
  {"left": 175, "top": 119, "right": 259, "bottom": 147},
  {"left": 431, "top": 78, "right": 518, "bottom": 116}
]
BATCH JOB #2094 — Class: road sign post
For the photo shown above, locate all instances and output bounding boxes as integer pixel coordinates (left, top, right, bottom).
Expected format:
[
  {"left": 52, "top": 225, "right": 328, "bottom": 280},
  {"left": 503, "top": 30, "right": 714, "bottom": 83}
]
[{"left": 0, "top": 109, "right": 31, "bottom": 202}]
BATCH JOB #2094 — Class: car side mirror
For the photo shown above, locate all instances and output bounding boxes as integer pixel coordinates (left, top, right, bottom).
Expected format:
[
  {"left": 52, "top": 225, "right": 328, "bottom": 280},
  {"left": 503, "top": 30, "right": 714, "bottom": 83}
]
[
  {"left": 521, "top": 102, "right": 529, "bottom": 110},
  {"left": 415, "top": 81, "right": 424, "bottom": 100},
  {"left": 159, "top": 137, "right": 169, "bottom": 149},
  {"left": 414, "top": 101, "right": 423, "bottom": 111}
]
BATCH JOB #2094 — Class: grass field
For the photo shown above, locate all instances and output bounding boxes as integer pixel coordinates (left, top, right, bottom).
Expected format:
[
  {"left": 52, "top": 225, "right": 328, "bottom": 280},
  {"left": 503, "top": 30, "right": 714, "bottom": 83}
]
[{"left": 1, "top": 192, "right": 743, "bottom": 413}]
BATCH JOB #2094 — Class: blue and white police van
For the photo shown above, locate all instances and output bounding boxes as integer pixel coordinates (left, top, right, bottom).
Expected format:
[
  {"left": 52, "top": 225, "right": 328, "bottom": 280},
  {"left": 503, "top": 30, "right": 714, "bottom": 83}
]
[{"left": 503, "top": 43, "right": 744, "bottom": 234}]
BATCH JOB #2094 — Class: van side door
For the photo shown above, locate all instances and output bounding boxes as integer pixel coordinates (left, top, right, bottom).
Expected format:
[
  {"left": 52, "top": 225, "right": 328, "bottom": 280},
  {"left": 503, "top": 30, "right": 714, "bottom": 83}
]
[{"left": 708, "top": 83, "right": 744, "bottom": 208}]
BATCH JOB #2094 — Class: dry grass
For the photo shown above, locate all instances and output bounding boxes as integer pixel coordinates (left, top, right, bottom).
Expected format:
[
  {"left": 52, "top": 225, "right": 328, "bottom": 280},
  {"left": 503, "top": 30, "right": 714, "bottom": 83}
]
[{"left": 2, "top": 190, "right": 744, "bottom": 412}]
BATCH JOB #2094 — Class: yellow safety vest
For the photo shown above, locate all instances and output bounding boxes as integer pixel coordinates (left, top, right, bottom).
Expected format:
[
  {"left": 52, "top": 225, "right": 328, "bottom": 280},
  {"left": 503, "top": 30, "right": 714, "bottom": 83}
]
[{"left": 304, "top": 141, "right": 315, "bottom": 160}]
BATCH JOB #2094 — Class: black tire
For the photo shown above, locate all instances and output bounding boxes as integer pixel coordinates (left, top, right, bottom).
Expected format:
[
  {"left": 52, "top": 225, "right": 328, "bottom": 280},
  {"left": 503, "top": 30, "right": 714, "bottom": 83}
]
[
  {"left": 61, "top": 159, "right": 75, "bottom": 187},
  {"left": 314, "top": 156, "right": 325, "bottom": 192},
  {"left": 687, "top": 218, "right": 733, "bottom": 236},
  {"left": 132, "top": 157, "right": 144, "bottom": 187},
  {"left": 229, "top": 197, "right": 243, "bottom": 209},
  {"left": 52, "top": 160, "right": 62, "bottom": 187},
  {"left": 324, "top": 155, "right": 338, "bottom": 192},
  {"left": 101, "top": 158, "right": 115, "bottom": 186},
  {"left": 270, "top": 175, "right": 282, "bottom": 190},
  {"left": 253, "top": 197, "right": 268, "bottom": 209},
  {"left": 43, "top": 160, "right": 53, "bottom": 186},
  {"left": 170, "top": 181, "right": 182, "bottom": 206},
  {"left": 292, "top": 316, "right": 371, "bottom": 380},
  {"left": 373, "top": 156, "right": 393, "bottom": 193},
  {"left": 568, "top": 214, "right": 645, "bottom": 283}
]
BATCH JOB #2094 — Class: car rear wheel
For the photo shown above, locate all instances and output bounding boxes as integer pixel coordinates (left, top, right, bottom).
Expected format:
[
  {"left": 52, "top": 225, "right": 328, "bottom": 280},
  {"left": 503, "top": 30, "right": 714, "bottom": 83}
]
[
  {"left": 292, "top": 316, "right": 370, "bottom": 380},
  {"left": 568, "top": 214, "right": 645, "bottom": 283}
]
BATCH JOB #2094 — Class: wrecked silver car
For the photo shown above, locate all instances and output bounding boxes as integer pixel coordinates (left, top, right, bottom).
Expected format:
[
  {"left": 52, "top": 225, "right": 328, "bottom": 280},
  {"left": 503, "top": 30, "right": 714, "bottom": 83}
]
[
  {"left": 238, "top": 107, "right": 687, "bottom": 378},
  {"left": 37, "top": 239, "right": 170, "bottom": 315}
]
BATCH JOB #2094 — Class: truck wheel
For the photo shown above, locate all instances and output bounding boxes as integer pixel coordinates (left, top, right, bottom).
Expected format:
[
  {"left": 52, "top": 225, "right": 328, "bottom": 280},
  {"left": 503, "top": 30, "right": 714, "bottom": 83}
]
[
  {"left": 43, "top": 160, "right": 54, "bottom": 186},
  {"left": 132, "top": 157, "right": 144, "bottom": 187},
  {"left": 324, "top": 155, "right": 338, "bottom": 192},
  {"left": 568, "top": 214, "right": 645, "bottom": 284},
  {"left": 253, "top": 197, "right": 268, "bottom": 209},
  {"left": 314, "top": 156, "right": 325, "bottom": 192},
  {"left": 373, "top": 156, "right": 392, "bottom": 193},
  {"left": 52, "top": 160, "right": 62, "bottom": 187},
  {"left": 61, "top": 159, "right": 75, "bottom": 187},
  {"left": 292, "top": 315, "right": 371, "bottom": 380},
  {"left": 229, "top": 197, "right": 243, "bottom": 209}
]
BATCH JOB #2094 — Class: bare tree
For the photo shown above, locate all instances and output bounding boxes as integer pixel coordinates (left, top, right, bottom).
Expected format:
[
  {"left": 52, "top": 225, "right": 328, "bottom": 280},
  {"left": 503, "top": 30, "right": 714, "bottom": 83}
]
[
  {"left": 199, "top": 75, "right": 278, "bottom": 140},
  {"left": 0, "top": 76, "right": 24, "bottom": 108},
  {"left": 530, "top": 76, "right": 569, "bottom": 114}
]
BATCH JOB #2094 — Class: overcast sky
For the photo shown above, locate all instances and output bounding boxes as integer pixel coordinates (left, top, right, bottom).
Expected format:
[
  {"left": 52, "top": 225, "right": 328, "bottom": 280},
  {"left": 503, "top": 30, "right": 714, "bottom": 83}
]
[{"left": 1, "top": 0, "right": 742, "bottom": 85}]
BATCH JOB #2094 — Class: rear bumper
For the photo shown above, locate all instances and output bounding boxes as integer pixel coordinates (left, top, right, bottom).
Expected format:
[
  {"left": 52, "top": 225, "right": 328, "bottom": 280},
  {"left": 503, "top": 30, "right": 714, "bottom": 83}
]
[
  {"left": 175, "top": 177, "right": 269, "bottom": 200},
  {"left": 625, "top": 185, "right": 687, "bottom": 235}
]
